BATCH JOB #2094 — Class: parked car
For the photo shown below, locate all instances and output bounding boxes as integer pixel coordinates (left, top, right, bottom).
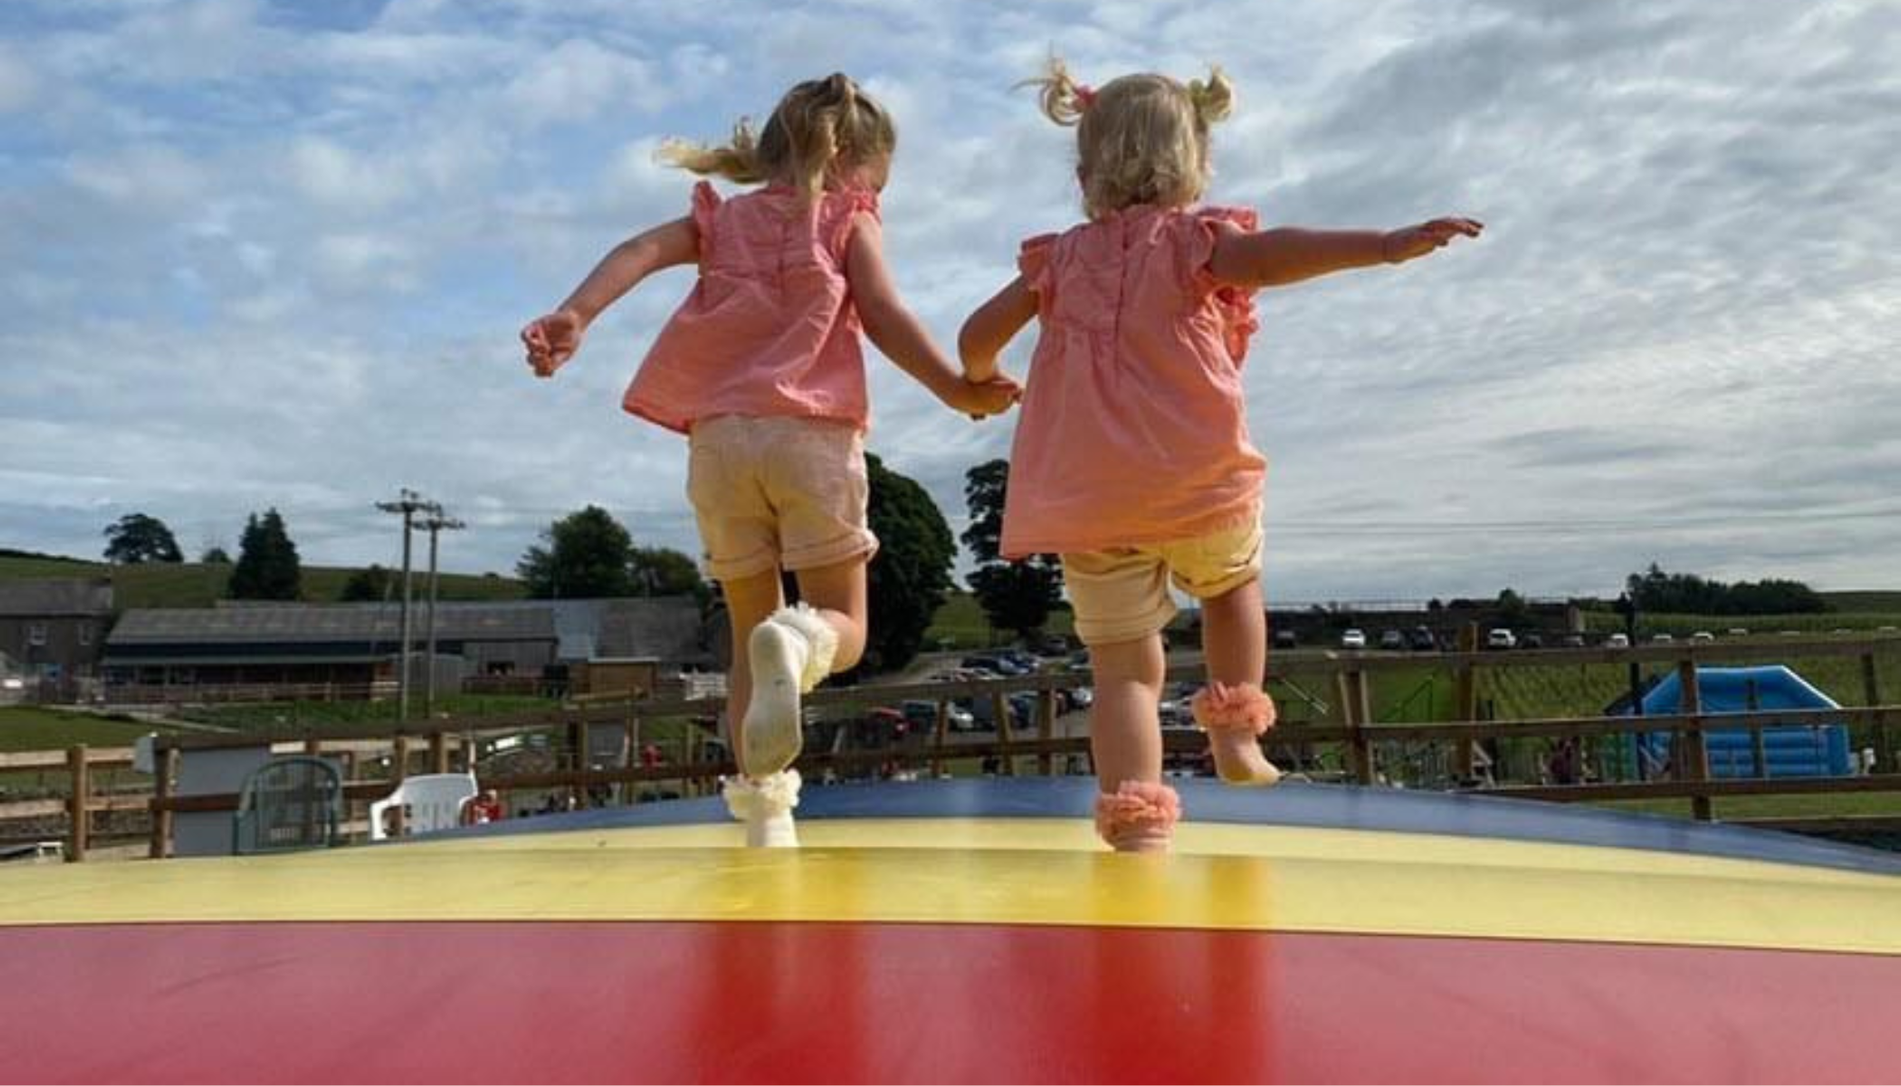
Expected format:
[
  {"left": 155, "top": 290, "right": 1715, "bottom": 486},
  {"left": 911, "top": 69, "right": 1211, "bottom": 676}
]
[
  {"left": 1056, "top": 688, "right": 1102, "bottom": 715},
  {"left": 994, "top": 648, "right": 1039, "bottom": 671},
  {"left": 955, "top": 697, "right": 998, "bottom": 731},
  {"left": 1691, "top": 630, "right": 1715, "bottom": 643},
  {"left": 1562, "top": 634, "right": 1586, "bottom": 648},
  {"left": 1340, "top": 628, "right": 1367, "bottom": 650},
  {"left": 1726, "top": 627, "right": 1751, "bottom": 637},
  {"left": 1273, "top": 629, "right": 1299, "bottom": 650},
  {"left": 902, "top": 699, "right": 975, "bottom": 732},
  {"left": 1651, "top": 633, "right": 1674, "bottom": 644},
  {"left": 1485, "top": 629, "right": 1516, "bottom": 650},
  {"left": 1605, "top": 633, "right": 1631, "bottom": 648},
  {"left": 1521, "top": 633, "right": 1544, "bottom": 649},
  {"left": 1007, "top": 691, "right": 1039, "bottom": 728},
  {"left": 1408, "top": 626, "right": 1437, "bottom": 652},
  {"left": 1378, "top": 630, "right": 1404, "bottom": 651},
  {"left": 1159, "top": 697, "right": 1194, "bottom": 729},
  {"left": 961, "top": 654, "right": 1025, "bottom": 676}
]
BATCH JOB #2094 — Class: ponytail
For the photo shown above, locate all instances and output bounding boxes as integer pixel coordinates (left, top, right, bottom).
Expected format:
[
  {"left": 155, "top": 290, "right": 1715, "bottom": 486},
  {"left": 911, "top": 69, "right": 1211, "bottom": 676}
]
[
  {"left": 656, "top": 120, "right": 768, "bottom": 184},
  {"left": 661, "top": 73, "right": 894, "bottom": 197}
]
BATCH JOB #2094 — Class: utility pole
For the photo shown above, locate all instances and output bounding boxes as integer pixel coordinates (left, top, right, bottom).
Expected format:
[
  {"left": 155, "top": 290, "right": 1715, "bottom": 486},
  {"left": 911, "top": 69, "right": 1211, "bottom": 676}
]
[
  {"left": 1616, "top": 592, "right": 1645, "bottom": 778},
  {"left": 419, "top": 511, "right": 465, "bottom": 719},
  {"left": 376, "top": 489, "right": 440, "bottom": 723}
]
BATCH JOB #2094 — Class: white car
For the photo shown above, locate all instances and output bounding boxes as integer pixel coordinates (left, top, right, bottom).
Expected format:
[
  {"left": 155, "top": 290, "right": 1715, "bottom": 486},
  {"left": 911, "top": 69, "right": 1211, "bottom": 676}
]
[
  {"left": 1486, "top": 629, "right": 1516, "bottom": 650},
  {"left": 1340, "top": 629, "right": 1367, "bottom": 650},
  {"left": 1691, "top": 631, "right": 1715, "bottom": 643},
  {"left": 1605, "top": 633, "right": 1630, "bottom": 648}
]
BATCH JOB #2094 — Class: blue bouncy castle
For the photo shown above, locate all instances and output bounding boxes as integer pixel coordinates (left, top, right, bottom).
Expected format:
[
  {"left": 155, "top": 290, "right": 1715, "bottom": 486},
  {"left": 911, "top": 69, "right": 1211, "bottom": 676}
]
[{"left": 1632, "top": 665, "right": 1852, "bottom": 778}]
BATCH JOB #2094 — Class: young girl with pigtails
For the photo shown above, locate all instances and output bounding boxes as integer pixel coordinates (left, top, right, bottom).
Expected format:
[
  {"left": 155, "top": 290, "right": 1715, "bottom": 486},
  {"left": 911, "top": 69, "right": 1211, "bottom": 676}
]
[{"left": 959, "top": 61, "right": 1480, "bottom": 852}]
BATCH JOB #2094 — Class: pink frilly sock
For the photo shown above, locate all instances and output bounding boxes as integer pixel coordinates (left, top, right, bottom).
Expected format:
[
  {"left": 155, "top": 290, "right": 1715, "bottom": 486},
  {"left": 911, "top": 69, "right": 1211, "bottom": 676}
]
[
  {"left": 1191, "top": 682, "right": 1283, "bottom": 786},
  {"left": 1094, "top": 780, "right": 1182, "bottom": 852}
]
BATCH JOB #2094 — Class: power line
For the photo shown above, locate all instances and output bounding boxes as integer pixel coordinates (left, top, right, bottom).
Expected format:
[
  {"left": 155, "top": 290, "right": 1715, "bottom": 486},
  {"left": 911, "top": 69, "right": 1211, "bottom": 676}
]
[
  {"left": 418, "top": 511, "right": 465, "bottom": 719},
  {"left": 375, "top": 489, "right": 441, "bottom": 724}
]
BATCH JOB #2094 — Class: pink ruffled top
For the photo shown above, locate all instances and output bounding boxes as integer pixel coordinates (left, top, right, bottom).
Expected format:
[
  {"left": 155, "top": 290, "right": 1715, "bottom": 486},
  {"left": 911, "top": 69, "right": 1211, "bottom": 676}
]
[
  {"left": 1000, "top": 204, "right": 1268, "bottom": 558},
  {"left": 623, "top": 180, "right": 880, "bottom": 434}
]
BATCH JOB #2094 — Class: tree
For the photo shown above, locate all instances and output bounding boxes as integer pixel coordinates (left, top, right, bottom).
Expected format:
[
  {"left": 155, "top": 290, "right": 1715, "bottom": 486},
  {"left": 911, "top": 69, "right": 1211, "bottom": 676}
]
[
  {"left": 1625, "top": 562, "right": 1826, "bottom": 616},
  {"left": 629, "top": 546, "right": 707, "bottom": 601},
  {"left": 517, "top": 505, "right": 635, "bottom": 599},
  {"left": 200, "top": 546, "right": 231, "bottom": 564},
  {"left": 961, "top": 459, "right": 1064, "bottom": 641},
  {"left": 228, "top": 508, "right": 302, "bottom": 600},
  {"left": 102, "top": 513, "right": 182, "bottom": 564},
  {"left": 1497, "top": 587, "right": 1527, "bottom": 620},
  {"left": 857, "top": 453, "right": 956, "bottom": 673},
  {"left": 339, "top": 564, "right": 394, "bottom": 602}
]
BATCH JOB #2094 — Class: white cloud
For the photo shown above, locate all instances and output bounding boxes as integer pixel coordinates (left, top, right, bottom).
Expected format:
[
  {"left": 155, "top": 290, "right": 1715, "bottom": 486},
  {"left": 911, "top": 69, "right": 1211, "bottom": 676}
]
[
  {"left": 0, "top": 48, "right": 37, "bottom": 112},
  {"left": 3, "top": 0, "right": 1898, "bottom": 601},
  {"left": 503, "top": 38, "right": 665, "bottom": 123},
  {"left": 62, "top": 144, "right": 209, "bottom": 209},
  {"left": 286, "top": 136, "right": 411, "bottom": 210}
]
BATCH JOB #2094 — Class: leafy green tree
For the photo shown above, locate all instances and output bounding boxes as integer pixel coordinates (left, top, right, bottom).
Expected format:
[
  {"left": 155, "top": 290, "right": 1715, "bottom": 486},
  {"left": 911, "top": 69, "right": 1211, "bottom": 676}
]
[
  {"left": 103, "top": 513, "right": 183, "bottom": 564},
  {"left": 1497, "top": 587, "right": 1527, "bottom": 621},
  {"left": 962, "top": 459, "right": 1063, "bottom": 641},
  {"left": 228, "top": 508, "right": 302, "bottom": 600},
  {"left": 1626, "top": 563, "right": 1826, "bottom": 615},
  {"left": 629, "top": 546, "right": 707, "bottom": 600},
  {"left": 858, "top": 453, "right": 956, "bottom": 673},
  {"left": 517, "top": 505, "right": 635, "bottom": 599},
  {"left": 200, "top": 546, "right": 231, "bottom": 564},
  {"left": 339, "top": 564, "right": 394, "bottom": 602}
]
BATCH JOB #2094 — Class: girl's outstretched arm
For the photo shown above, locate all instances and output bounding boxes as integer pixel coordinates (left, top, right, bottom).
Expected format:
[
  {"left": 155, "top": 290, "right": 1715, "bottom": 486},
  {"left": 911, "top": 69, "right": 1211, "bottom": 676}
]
[
  {"left": 521, "top": 217, "right": 699, "bottom": 376},
  {"left": 1209, "top": 217, "right": 1482, "bottom": 289},
  {"left": 845, "top": 214, "right": 1019, "bottom": 417},
  {"left": 958, "top": 277, "right": 1036, "bottom": 384}
]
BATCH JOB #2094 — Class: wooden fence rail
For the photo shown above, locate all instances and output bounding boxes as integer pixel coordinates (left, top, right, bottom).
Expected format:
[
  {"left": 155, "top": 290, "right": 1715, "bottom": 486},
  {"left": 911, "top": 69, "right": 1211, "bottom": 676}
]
[{"left": 4, "top": 636, "right": 1897, "bottom": 860}]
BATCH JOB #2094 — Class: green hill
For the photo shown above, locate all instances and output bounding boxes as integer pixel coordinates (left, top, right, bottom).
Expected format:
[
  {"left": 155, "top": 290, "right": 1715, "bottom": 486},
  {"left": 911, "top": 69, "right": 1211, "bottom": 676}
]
[
  {"left": 0, "top": 554, "right": 526, "bottom": 608},
  {"left": 1822, "top": 591, "right": 1901, "bottom": 613}
]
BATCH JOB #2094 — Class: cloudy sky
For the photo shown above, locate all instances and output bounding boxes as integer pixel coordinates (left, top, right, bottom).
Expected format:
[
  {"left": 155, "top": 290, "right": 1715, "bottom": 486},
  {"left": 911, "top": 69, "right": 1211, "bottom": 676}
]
[{"left": 3, "top": 0, "right": 1897, "bottom": 603}]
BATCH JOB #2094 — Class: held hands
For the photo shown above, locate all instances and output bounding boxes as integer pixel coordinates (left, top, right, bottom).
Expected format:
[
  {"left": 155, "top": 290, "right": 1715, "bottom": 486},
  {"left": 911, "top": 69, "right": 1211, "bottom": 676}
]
[
  {"left": 520, "top": 309, "right": 587, "bottom": 377},
  {"left": 946, "top": 374, "right": 1022, "bottom": 420},
  {"left": 1382, "top": 218, "right": 1484, "bottom": 265}
]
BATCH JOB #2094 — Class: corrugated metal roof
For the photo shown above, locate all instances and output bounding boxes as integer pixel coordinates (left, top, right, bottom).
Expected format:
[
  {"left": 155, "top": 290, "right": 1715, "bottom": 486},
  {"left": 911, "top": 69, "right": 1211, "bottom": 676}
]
[
  {"left": 0, "top": 578, "right": 113, "bottom": 616},
  {"left": 109, "top": 602, "right": 555, "bottom": 645},
  {"left": 599, "top": 598, "right": 710, "bottom": 661}
]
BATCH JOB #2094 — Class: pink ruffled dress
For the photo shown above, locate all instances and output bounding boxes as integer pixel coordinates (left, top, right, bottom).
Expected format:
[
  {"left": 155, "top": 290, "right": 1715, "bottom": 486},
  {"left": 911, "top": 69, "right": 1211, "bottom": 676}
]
[
  {"left": 623, "top": 180, "right": 881, "bottom": 435},
  {"left": 1000, "top": 205, "right": 1268, "bottom": 559}
]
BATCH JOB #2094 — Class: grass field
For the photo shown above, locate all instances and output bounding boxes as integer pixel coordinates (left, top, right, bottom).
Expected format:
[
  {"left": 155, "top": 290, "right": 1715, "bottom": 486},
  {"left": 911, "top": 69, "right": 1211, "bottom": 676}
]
[
  {"left": 0, "top": 706, "right": 170, "bottom": 752},
  {"left": 1581, "top": 609, "right": 1901, "bottom": 636},
  {"left": 1823, "top": 591, "right": 1901, "bottom": 613},
  {"left": 0, "top": 556, "right": 528, "bottom": 607},
  {"left": 180, "top": 694, "right": 555, "bottom": 731},
  {"left": 926, "top": 591, "right": 1076, "bottom": 651}
]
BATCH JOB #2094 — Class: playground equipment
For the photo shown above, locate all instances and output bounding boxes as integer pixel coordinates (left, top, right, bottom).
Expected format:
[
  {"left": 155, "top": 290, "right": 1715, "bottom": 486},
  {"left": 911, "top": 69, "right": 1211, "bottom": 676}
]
[
  {"left": 1632, "top": 665, "right": 1852, "bottom": 778},
  {"left": 2, "top": 777, "right": 1897, "bottom": 1082}
]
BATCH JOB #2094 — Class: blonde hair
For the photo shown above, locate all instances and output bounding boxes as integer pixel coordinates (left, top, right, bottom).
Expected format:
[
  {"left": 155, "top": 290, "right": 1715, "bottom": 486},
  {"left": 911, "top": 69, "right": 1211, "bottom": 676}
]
[
  {"left": 658, "top": 73, "right": 896, "bottom": 196},
  {"left": 1022, "top": 58, "right": 1233, "bottom": 219}
]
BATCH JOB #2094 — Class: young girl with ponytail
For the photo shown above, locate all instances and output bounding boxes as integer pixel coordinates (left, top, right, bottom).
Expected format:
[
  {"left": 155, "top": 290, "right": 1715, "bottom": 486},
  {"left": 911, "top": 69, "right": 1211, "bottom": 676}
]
[{"left": 523, "top": 74, "right": 1018, "bottom": 847}]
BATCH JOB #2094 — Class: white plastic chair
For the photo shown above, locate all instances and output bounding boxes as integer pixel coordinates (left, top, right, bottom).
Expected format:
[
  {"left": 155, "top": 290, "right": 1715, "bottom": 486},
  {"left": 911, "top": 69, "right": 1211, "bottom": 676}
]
[{"left": 369, "top": 773, "right": 478, "bottom": 840}]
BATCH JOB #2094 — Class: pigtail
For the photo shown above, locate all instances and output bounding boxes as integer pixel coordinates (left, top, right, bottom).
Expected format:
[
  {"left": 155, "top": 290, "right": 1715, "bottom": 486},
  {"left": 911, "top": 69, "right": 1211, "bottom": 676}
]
[
  {"left": 1187, "top": 66, "right": 1234, "bottom": 127},
  {"left": 656, "top": 120, "right": 768, "bottom": 184},
  {"left": 1017, "top": 56, "right": 1090, "bottom": 127}
]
